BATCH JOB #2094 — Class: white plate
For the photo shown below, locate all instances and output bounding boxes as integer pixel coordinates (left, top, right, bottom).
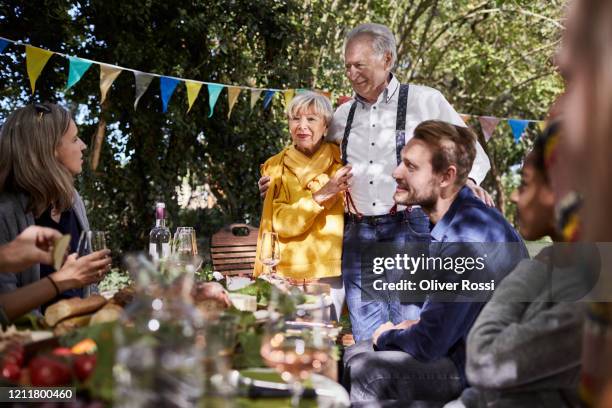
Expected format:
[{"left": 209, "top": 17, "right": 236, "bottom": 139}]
[{"left": 239, "top": 368, "right": 350, "bottom": 407}]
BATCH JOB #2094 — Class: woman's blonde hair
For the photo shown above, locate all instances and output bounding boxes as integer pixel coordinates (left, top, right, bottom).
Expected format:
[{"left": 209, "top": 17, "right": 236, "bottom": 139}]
[
  {"left": 0, "top": 103, "right": 76, "bottom": 216},
  {"left": 286, "top": 91, "right": 334, "bottom": 127}
]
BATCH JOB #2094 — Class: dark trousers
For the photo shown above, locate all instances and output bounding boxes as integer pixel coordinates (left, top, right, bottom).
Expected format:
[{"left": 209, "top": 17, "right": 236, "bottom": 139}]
[
  {"left": 342, "top": 208, "right": 430, "bottom": 342},
  {"left": 343, "top": 340, "right": 463, "bottom": 405}
]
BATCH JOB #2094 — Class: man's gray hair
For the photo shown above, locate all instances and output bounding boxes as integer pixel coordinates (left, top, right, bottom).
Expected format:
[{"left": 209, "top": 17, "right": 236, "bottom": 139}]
[
  {"left": 344, "top": 23, "right": 397, "bottom": 67},
  {"left": 286, "top": 91, "right": 334, "bottom": 126}
]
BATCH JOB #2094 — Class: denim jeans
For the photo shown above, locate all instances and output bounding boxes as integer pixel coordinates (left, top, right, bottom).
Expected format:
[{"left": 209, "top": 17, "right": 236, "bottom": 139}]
[
  {"left": 342, "top": 208, "right": 430, "bottom": 342},
  {"left": 343, "top": 340, "right": 463, "bottom": 404}
]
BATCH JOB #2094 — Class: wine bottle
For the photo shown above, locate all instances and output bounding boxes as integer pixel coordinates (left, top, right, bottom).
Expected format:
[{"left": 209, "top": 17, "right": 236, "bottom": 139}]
[{"left": 148, "top": 202, "right": 171, "bottom": 261}]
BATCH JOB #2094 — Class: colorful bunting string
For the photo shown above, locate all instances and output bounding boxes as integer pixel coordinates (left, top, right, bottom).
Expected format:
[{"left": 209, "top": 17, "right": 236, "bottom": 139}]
[
  {"left": 160, "top": 76, "right": 180, "bottom": 113},
  {"left": 227, "top": 87, "right": 241, "bottom": 118},
  {"left": 185, "top": 80, "right": 203, "bottom": 113},
  {"left": 207, "top": 84, "right": 223, "bottom": 117},
  {"left": 262, "top": 90, "right": 276, "bottom": 110},
  {"left": 133, "top": 71, "right": 154, "bottom": 109},
  {"left": 1, "top": 35, "right": 546, "bottom": 139},
  {"left": 0, "top": 39, "right": 9, "bottom": 54},
  {"left": 250, "top": 90, "right": 263, "bottom": 110},
  {"left": 99, "top": 64, "right": 122, "bottom": 104},
  {"left": 25, "top": 45, "right": 54, "bottom": 94},
  {"left": 66, "top": 56, "right": 92, "bottom": 90}
]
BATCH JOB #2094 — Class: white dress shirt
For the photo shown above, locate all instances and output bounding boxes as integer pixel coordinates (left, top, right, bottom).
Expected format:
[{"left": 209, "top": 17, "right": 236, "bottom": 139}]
[{"left": 328, "top": 75, "right": 490, "bottom": 216}]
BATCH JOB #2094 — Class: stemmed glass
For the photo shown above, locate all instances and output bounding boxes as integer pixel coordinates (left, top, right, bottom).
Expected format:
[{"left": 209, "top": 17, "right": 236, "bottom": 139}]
[
  {"left": 77, "top": 230, "right": 107, "bottom": 297},
  {"left": 171, "top": 227, "right": 202, "bottom": 272},
  {"left": 260, "top": 309, "right": 333, "bottom": 407},
  {"left": 259, "top": 232, "right": 280, "bottom": 276}
]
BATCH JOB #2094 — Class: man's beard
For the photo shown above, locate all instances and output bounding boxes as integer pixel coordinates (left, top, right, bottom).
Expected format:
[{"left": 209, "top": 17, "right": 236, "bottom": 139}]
[{"left": 394, "top": 184, "right": 438, "bottom": 209}]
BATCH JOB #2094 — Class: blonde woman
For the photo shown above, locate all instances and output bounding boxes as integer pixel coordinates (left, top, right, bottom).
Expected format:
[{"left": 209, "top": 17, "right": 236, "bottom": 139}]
[
  {"left": 0, "top": 103, "right": 111, "bottom": 320},
  {"left": 255, "top": 92, "right": 352, "bottom": 320}
]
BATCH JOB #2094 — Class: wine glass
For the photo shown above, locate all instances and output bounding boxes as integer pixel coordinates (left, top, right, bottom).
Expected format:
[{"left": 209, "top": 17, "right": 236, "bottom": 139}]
[
  {"left": 259, "top": 232, "right": 280, "bottom": 275},
  {"left": 77, "top": 230, "right": 108, "bottom": 297},
  {"left": 172, "top": 227, "right": 202, "bottom": 272},
  {"left": 260, "top": 313, "right": 332, "bottom": 407}
]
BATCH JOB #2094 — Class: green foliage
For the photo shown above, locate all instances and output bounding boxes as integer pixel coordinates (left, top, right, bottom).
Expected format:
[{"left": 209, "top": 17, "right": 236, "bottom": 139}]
[{"left": 0, "top": 0, "right": 564, "bottom": 253}]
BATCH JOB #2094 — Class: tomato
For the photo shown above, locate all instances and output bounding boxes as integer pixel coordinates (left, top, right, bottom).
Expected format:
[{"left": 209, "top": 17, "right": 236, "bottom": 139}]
[
  {"left": 1, "top": 362, "right": 21, "bottom": 382},
  {"left": 3, "top": 343, "right": 24, "bottom": 366},
  {"left": 52, "top": 347, "right": 73, "bottom": 357},
  {"left": 29, "top": 356, "right": 72, "bottom": 387},
  {"left": 73, "top": 354, "right": 96, "bottom": 382}
]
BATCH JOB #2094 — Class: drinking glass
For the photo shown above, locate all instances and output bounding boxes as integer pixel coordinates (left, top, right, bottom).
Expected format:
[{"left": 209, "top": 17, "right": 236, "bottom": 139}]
[
  {"left": 260, "top": 312, "right": 332, "bottom": 407},
  {"left": 259, "top": 232, "right": 280, "bottom": 275},
  {"left": 77, "top": 230, "right": 108, "bottom": 297},
  {"left": 174, "top": 227, "right": 198, "bottom": 256}
]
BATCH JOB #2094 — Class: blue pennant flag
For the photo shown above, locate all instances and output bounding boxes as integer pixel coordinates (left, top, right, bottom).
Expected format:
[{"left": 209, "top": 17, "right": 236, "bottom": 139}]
[
  {"left": 508, "top": 119, "right": 529, "bottom": 143},
  {"left": 0, "top": 39, "right": 8, "bottom": 54},
  {"left": 160, "top": 77, "right": 180, "bottom": 113},
  {"left": 207, "top": 84, "right": 224, "bottom": 118},
  {"left": 263, "top": 90, "right": 276, "bottom": 109},
  {"left": 66, "top": 56, "right": 92, "bottom": 90}
]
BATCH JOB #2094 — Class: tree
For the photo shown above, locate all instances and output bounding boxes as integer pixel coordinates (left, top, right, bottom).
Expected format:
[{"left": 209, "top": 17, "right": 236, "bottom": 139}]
[{"left": 0, "top": 0, "right": 564, "bottom": 257}]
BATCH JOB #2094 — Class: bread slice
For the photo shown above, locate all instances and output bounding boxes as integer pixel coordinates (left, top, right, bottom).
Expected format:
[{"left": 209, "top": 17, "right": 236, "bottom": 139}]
[
  {"left": 53, "top": 314, "right": 92, "bottom": 336},
  {"left": 89, "top": 303, "right": 123, "bottom": 326},
  {"left": 45, "top": 295, "right": 107, "bottom": 327}
]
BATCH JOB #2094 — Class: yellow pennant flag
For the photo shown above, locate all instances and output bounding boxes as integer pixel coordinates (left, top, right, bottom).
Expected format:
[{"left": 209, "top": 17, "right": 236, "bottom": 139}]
[
  {"left": 185, "top": 80, "right": 203, "bottom": 113},
  {"left": 99, "top": 64, "right": 122, "bottom": 104},
  {"left": 227, "top": 87, "right": 242, "bottom": 118},
  {"left": 284, "top": 89, "right": 295, "bottom": 108},
  {"left": 250, "top": 90, "right": 263, "bottom": 110},
  {"left": 26, "top": 45, "right": 54, "bottom": 94},
  {"left": 538, "top": 121, "right": 547, "bottom": 132}
]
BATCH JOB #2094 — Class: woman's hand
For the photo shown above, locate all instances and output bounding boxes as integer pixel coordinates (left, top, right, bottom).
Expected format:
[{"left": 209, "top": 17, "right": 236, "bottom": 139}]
[
  {"left": 0, "top": 226, "right": 62, "bottom": 273},
  {"left": 313, "top": 165, "right": 353, "bottom": 205},
  {"left": 50, "top": 250, "right": 112, "bottom": 292}
]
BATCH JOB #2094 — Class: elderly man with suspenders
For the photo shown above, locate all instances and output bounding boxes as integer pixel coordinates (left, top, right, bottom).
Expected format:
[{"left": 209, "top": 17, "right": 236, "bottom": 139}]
[{"left": 259, "top": 23, "right": 492, "bottom": 342}]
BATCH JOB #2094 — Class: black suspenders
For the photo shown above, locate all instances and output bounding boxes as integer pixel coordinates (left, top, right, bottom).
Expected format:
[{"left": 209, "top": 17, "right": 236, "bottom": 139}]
[{"left": 341, "top": 83, "right": 410, "bottom": 166}]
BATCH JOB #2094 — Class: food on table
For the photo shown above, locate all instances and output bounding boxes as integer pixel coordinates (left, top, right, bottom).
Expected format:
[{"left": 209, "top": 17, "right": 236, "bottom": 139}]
[
  {"left": 1, "top": 342, "right": 24, "bottom": 382},
  {"left": 53, "top": 314, "right": 93, "bottom": 336},
  {"left": 110, "top": 286, "right": 135, "bottom": 307},
  {"left": 52, "top": 234, "right": 71, "bottom": 271},
  {"left": 44, "top": 294, "right": 107, "bottom": 327},
  {"left": 89, "top": 303, "right": 123, "bottom": 326},
  {"left": 73, "top": 353, "right": 96, "bottom": 382},
  {"left": 0, "top": 326, "right": 31, "bottom": 353},
  {"left": 71, "top": 338, "right": 97, "bottom": 355},
  {"left": 228, "top": 293, "right": 257, "bottom": 312},
  {"left": 192, "top": 281, "right": 231, "bottom": 319},
  {"left": 29, "top": 355, "right": 72, "bottom": 387}
]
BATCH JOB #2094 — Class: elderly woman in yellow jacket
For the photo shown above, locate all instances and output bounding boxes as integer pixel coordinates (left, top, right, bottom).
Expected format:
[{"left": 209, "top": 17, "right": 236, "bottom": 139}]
[{"left": 255, "top": 91, "right": 352, "bottom": 320}]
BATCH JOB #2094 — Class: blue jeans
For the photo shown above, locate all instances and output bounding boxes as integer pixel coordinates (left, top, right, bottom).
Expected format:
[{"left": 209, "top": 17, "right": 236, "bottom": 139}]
[
  {"left": 342, "top": 208, "right": 430, "bottom": 342},
  {"left": 343, "top": 340, "right": 463, "bottom": 404}
]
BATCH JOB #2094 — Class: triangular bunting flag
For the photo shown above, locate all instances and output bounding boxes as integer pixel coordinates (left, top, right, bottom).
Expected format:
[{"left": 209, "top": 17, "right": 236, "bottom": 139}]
[
  {"left": 459, "top": 114, "right": 471, "bottom": 124},
  {"left": 284, "top": 89, "right": 295, "bottom": 108},
  {"left": 26, "top": 45, "right": 54, "bottom": 94},
  {"left": 133, "top": 71, "right": 154, "bottom": 109},
  {"left": 0, "top": 39, "right": 9, "bottom": 54},
  {"left": 207, "top": 84, "right": 224, "bottom": 118},
  {"left": 99, "top": 64, "right": 122, "bottom": 104},
  {"left": 66, "top": 56, "right": 92, "bottom": 90},
  {"left": 478, "top": 116, "right": 501, "bottom": 142},
  {"left": 185, "top": 80, "right": 203, "bottom": 113},
  {"left": 160, "top": 76, "right": 180, "bottom": 113},
  {"left": 250, "top": 90, "right": 263, "bottom": 110},
  {"left": 508, "top": 119, "right": 530, "bottom": 143},
  {"left": 263, "top": 90, "right": 276, "bottom": 109},
  {"left": 538, "top": 121, "right": 547, "bottom": 133},
  {"left": 317, "top": 90, "right": 332, "bottom": 100},
  {"left": 227, "top": 87, "right": 241, "bottom": 118}
]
